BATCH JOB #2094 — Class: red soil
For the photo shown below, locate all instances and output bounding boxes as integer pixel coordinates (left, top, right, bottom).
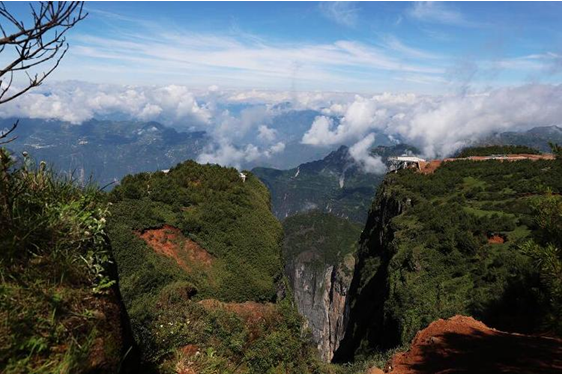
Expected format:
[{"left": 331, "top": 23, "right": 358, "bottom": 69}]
[
  {"left": 487, "top": 234, "right": 505, "bottom": 244},
  {"left": 138, "top": 225, "right": 213, "bottom": 271},
  {"left": 388, "top": 315, "right": 562, "bottom": 373},
  {"left": 176, "top": 345, "right": 199, "bottom": 374},
  {"left": 419, "top": 160, "right": 444, "bottom": 174}
]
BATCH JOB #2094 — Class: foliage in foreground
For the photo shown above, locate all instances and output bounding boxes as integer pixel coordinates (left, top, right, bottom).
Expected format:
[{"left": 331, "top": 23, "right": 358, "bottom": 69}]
[{"left": 0, "top": 149, "right": 125, "bottom": 373}]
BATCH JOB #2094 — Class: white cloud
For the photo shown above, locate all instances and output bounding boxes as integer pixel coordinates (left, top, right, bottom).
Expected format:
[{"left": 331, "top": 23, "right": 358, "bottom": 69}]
[
  {"left": 258, "top": 125, "right": 277, "bottom": 142},
  {"left": 4, "top": 80, "right": 562, "bottom": 169},
  {"left": 379, "top": 35, "right": 443, "bottom": 60},
  {"left": 269, "top": 141, "right": 286, "bottom": 154},
  {"left": 319, "top": 2, "right": 360, "bottom": 27},
  {"left": 54, "top": 12, "right": 456, "bottom": 93},
  {"left": 348, "top": 133, "right": 386, "bottom": 174},
  {"left": 302, "top": 84, "right": 562, "bottom": 158},
  {"left": 196, "top": 140, "right": 286, "bottom": 169},
  {"left": 407, "top": 2, "right": 478, "bottom": 28},
  {"left": 0, "top": 82, "right": 212, "bottom": 127},
  {"left": 197, "top": 141, "right": 247, "bottom": 168},
  {"left": 302, "top": 94, "right": 408, "bottom": 146}
]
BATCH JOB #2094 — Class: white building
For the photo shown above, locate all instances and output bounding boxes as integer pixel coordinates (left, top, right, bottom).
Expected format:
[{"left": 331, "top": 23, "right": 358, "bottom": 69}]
[{"left": 387, "top": 156, "right": 426, "bottom": 172}]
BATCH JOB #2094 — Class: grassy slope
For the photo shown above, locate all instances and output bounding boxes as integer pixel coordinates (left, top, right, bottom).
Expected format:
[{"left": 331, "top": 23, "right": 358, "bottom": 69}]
[
  {"left": 344, "top": 156, "right": 562, "bottom": 359},
  {"left": 0, "top": 150, "right": 127, "bottom": 373}
]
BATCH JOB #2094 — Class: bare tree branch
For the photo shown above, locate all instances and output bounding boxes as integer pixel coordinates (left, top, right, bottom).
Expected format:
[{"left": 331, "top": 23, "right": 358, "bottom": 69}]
[
  {"left": 0, "top": 1, "right": 86, "bottom": 143},
  {"left": 0, "top": 119, "right": 18, "bottom": 144}
]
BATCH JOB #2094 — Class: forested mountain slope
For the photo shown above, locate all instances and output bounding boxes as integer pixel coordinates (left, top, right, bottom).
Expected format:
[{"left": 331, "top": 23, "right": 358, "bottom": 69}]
[
  {"left": 106, "top": 161, "right": 320, "bottom": 372},
  {"left": 253, "top": 144, "right": 418, "bottom": 224},
  {"left": 477, "top": 125, "right": 562, "bottom": 152},
  {"left": 336, "top": 151, "right": 562, "bottom": 363}
]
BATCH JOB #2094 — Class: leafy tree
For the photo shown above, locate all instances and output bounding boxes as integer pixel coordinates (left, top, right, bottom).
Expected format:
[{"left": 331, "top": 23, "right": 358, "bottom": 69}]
[
  {"left": 550, "top": 142, "right": 562, "bottom": 160},
  {"left": 521, "top": 192, "right": 562, "bottom": 334}
]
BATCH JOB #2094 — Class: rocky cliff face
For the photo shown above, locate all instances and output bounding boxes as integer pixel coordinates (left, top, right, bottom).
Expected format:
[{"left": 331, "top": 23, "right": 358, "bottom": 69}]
[
  {"left": 287, "top": 252, "right": 355, "bottom": 362},
  {"left": 334, "top": 182, "right": 411, "bottom": 361},
  {"left": 282, "top": 212, "right": 362, "bottom": 362}
]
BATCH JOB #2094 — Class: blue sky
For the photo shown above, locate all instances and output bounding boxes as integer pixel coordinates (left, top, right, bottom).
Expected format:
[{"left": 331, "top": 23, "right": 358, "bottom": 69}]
[
  {"left": 7, "top": 1, "right": 562, "bottom": 93},
  {"left": 3, "top": 2, "right": 562, "bottom": 166}
]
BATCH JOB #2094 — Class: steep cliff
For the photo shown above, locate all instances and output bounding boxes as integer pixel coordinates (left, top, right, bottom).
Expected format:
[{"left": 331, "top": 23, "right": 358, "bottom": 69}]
[
  {"left": 283, "top": 212, "right": 361, "bottom": 361},
  {"left": 336, "top": 155, "right": 562, "bottom": 361},
  {"left": 334, "top": 181, "right": 411, "bottom": 361}
]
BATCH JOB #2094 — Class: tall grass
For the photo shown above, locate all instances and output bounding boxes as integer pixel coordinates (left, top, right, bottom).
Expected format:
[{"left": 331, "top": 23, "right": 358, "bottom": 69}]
[{"left": 0, "top": 148, "right": 118, "bottom": 373}]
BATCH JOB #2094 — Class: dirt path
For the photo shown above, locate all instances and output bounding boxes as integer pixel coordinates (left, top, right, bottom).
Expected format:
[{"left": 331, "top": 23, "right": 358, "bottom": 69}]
[
  {"left": 388, "top": 315, "right": 562, "bottom": 373},
  {"left": 418, "top": 154, "right": 555, "bottom": 174}
]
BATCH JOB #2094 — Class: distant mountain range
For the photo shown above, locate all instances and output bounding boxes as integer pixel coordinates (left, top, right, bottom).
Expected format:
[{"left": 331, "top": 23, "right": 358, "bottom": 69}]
[
  {"left": 4, "top": 116, "right": 560, "bottom": 194},
  {"left": 252, "top": 144, "right": 419, "bottom": 223},
  {"left": 2, "top": 118, "right": 208, "bottom": 186},
  {"left": 477, "top": 125, "right": 562, "bottom": 152}
]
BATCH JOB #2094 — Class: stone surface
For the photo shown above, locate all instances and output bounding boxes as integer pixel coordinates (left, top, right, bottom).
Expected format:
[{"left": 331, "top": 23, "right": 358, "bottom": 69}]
[{"left": 287, "top": 252, "right": 355, "bottom": 362}]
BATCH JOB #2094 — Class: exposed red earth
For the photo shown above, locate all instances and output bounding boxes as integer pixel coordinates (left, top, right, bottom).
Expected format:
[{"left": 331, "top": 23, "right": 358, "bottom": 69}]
[
  {"left": 385, "top": 315, "right": 562, "bottom": 373},
  {"left": 137, "top": 225, "right": 213, "bottom": 271},
  {"left": 487, "top": 234, "right": 506, "bottom": 244},
  {"left": 419, "top": 154, "right": 555, "bottom": 174}
]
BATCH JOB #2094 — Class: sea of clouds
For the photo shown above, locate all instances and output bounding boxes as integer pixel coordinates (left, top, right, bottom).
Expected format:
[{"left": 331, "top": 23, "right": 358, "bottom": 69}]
[{"left": 1, "top": 81, "right": 562, "bottom": 172}]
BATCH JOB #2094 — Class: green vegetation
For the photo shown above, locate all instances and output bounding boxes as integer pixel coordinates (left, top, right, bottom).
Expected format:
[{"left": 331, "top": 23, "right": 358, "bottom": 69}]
[
  {"left": 283, "top": 211, "right": 362, "bottom": 270},
  {"left": 521, "top": 191, "right": 562, "bottom": 335},
  {"left": 457, "top": 145, "right": 540, "bottom": 157},
  {"left": 107, "top": 160, "right": 320, "bottom": 371},
  {"left": 109, "top": 161, "right": 283, "bottom": 303},
  {"left": 253, "top": 145, "right": 418, "bottom": 224},
  {"left": 0, "top": 149, "right": 125, "bottom": 373},
  {"left": 340, "top": 154, "right": 562, "bottom": 360}
]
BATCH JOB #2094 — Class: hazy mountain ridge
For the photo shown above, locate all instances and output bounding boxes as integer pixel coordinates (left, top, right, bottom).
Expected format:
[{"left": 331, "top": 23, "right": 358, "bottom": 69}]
[
  {"left": 2, "top": 118, "right": 208, "bottom": 186},
  {"left": 477, "top": 125, "right": 562, "bottom": 152},
  {"left": 253, "top": 144, "right": 419, "bottom": 223}
]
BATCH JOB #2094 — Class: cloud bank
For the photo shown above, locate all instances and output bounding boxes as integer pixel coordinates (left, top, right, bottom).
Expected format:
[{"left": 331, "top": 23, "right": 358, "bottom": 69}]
[
  {"left": 2, "top": 81, "right": 562, "bottom": 169},
  {"left": 302, "top": 84, "right": 562, "bottom": 158},
  {"left": 0, "top": 82, "right": 212, "bottom": 127}
]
